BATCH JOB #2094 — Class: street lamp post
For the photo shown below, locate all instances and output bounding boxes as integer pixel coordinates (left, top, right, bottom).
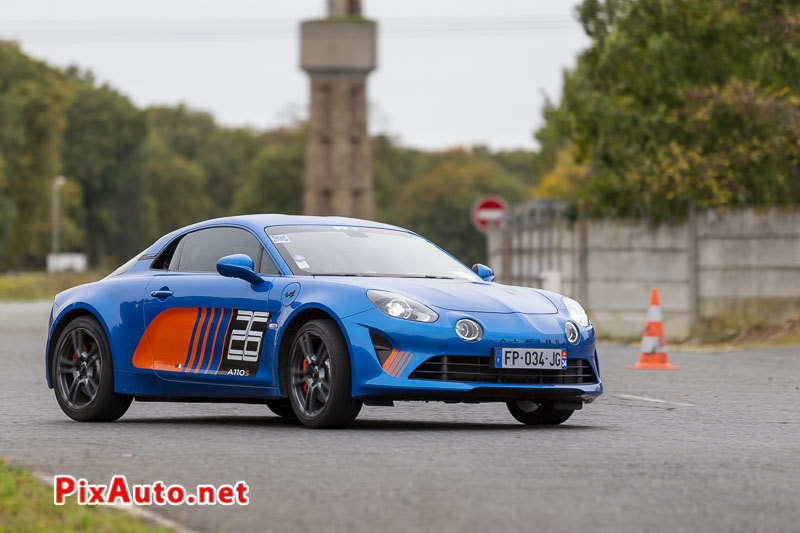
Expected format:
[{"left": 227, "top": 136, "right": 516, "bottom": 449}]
[{"left": 52, "top": 175, "right": 66, "bottom": 255}]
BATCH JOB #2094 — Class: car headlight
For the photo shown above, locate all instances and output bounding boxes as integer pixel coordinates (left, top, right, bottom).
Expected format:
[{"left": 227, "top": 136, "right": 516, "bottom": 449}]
[
  {"left": 562, "top": 296, "right": 590, "bottom": 327},
  {"left": 565, "top": 321, "right": 580, "bottom": 344},
  {"left": 367, "top": 290, "right": 439, "bottom": 323},
  {"left": 455, "top": 318, "right": 483, "bottom": 342}
]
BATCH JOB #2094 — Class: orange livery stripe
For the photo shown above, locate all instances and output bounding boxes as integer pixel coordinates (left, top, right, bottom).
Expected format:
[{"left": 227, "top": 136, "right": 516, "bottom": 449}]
[
  {"left": 394, "top": 352, "right": 413, "bottom": 377},
  {"left": 382, "top": 349, "right": 399, "bottom": 372},
  {"left": 387, "top": 351, "right": 405, "bottom": 376},
  {"left": 204, "top": 308, "right": 226, "bottom": 374},
  {"left": 184, "top": 308, "right": 207, "bottom": 371}
]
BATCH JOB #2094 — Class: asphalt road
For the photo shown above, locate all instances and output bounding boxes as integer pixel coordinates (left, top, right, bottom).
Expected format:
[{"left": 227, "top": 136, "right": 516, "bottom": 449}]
[{"left": 1, "top": 301, "right": 799, "bottom": 533}]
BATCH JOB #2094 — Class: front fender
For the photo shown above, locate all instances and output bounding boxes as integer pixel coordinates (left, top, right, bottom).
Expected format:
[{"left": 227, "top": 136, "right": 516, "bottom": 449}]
[
  {"left": 269, "top": 278, "right": 374, "bottom": 393},
  {"left": 45, "top": 301, "right": 113, "bottom": 388},
  {"left": 45, "top": 276, "right": 151, "bottom": 390}
]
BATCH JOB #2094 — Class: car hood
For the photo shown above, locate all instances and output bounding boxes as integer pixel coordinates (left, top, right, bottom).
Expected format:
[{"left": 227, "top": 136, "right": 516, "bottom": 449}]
[{"left": 316, "top": 277, "right": 559, "bottom": 314}]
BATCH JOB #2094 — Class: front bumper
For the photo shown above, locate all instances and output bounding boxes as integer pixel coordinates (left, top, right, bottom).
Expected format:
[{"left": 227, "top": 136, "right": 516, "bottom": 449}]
[{"left": 342, "top": 307, "right": 603, "bottom": 402}]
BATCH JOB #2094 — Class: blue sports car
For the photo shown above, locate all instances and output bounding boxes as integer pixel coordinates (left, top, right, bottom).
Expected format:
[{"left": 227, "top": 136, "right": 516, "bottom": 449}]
[{"left": 46, "top": 215, "right": 602, "bottom": 428}]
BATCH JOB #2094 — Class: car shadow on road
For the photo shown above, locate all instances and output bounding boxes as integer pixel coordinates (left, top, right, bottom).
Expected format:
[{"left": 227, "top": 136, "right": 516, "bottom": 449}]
[
  {"left": 112, "top": 415, "right": 600, "bottom": 432},
  {"left": 351, "top": 419, "right": 599, "bottom": 432},
  {"left": 114, "top": 415, "right": 297, "bottom": 427}
]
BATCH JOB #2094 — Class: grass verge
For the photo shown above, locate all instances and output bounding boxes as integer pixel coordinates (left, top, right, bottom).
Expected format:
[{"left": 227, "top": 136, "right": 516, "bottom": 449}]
[
  {"left": 675, "top": 316, "right": 800, "bottom": 352},
  {"left": 600, "top": 316, "right": 800, "bottom": 352},
  {"left": 0, "top": 461, "right": 171, "bottom": 533},
  {"left": 0, "top": 271, "right": 104, "bottom": 302}
]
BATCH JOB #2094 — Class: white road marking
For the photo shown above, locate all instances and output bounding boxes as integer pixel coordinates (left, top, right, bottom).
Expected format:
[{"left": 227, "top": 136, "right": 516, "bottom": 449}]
[
  {"left": 33, "top": 472, "right": 199, "bottom": 533},
  {"left": 615, "top": 394, "right": 695, "bottom": 407}
]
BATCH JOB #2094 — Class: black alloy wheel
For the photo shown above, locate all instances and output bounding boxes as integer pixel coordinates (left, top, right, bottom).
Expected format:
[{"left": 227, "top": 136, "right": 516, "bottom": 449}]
[
  {"left": 56, "top": 326, "right": 102, "bottom": 410},
  {"left": 52, "top": 316, "right": 132, "bottom": 422},
  {"left": 287, "top": 320, "right": 362, "bottom": 428}
]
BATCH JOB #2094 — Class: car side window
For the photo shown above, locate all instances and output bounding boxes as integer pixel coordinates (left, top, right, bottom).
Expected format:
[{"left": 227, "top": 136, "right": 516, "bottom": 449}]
[
  {"left": 175, "top": 227, "right": 265, "bottom": 273},
  {"left": 150, "top": 238, "right": 181, "bottom": 270},
  {"left": 259, "top": 248, "right": 281, "bottom": 275},
  {"left": 168, "top": 239, "right": 184, "bottom": 271}
]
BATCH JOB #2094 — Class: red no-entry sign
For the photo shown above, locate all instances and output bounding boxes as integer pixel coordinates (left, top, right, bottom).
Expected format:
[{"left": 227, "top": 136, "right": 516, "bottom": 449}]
[{"left": 471, "top": 195, "right": 508, "bottom": 233}]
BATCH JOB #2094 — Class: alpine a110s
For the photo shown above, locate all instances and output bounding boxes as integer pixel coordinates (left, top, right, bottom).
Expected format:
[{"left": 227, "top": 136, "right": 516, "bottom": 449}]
[{"left": 46, "top": 215, "right": 602, "bottom": 428}]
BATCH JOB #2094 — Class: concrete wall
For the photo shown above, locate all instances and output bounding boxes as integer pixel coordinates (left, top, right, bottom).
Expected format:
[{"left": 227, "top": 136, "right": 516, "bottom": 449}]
[
  {"left": 488, "top": 204, "right": 800, "bottom": 341},
  {"left": 695, "top": 207, "right": 800, "bottom": 337}
]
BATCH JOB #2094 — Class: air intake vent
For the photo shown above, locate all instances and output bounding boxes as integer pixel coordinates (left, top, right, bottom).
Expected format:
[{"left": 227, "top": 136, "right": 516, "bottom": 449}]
[
  {"left": 369, "top": 331, "right": 393, "bottom": 366},
  {"left": 409, "top": 356, "right": 597, "bottom": 385}
]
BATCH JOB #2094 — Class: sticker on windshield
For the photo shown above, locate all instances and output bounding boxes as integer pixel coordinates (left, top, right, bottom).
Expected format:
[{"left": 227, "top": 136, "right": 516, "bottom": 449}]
[
  {"left": 293, "top": 254, "right": 306, "bottom": 261},
  {"left": 296, "top": 260, "right": 310, "bottom": 269},
  {"left": 270, "top": 234, "right": 290, "bottom": 244}
]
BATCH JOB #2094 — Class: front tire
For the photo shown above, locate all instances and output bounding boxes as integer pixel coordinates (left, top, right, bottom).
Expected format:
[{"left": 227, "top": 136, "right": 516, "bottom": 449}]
[
  {"left": 285, "top": 320, "right": 362, "bottom": 428},
  {"left": 52, "top": 316, "right": 132, "bottom": 422},
  {"left": 507, "top": 400, "right": 574, "bottom": 426}
]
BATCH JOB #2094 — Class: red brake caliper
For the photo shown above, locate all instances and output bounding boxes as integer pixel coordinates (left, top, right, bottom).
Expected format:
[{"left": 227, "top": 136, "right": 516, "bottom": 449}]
[
  {"left": 302, "top": 360, "right": 308, "bottom": 392},
  {"left": 73, "top": 344, "right": 88, "bottom": 364}
]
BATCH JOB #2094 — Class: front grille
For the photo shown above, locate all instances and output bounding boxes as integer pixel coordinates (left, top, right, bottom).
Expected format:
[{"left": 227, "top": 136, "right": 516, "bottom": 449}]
[{"left": 408, "top": 355, "right": 597, "bottom": 385}]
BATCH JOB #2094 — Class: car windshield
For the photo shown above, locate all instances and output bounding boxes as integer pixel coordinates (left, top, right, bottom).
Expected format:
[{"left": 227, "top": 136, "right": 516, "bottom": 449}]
[{"left": 265, "top": 225, "right": 480, "bottom": 280}]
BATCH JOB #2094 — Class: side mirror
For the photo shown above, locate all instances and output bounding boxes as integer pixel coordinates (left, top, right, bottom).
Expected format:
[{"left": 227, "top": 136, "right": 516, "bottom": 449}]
[
  {"left": 217, "top": 254, "right": 265, "bottom": 285},
  {"left": 471, "top": 263, "right": 495, "bottom": 282}
]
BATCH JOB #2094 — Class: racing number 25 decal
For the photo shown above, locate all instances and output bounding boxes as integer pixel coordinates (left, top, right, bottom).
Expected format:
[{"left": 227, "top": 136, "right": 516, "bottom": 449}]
[{"left": 217, "top": 310, "right": 270, "bottom": 377}]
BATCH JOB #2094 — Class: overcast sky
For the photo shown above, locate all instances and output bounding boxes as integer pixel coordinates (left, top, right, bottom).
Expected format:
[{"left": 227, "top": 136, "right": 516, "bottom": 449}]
[{"left": 1, "top": 1, "right": 589, "bottom": 151}]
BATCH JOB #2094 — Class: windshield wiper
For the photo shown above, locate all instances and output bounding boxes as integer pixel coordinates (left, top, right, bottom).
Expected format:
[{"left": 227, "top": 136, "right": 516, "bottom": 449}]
[
  {"left": 312, "top": 273, "right": 454, "bottom": 279},
  {"left": 399, "top": 274, "right": 454, "bottom": 279},
  {"left": 311, "top": 273, "right": 364, "bottom": 277}
]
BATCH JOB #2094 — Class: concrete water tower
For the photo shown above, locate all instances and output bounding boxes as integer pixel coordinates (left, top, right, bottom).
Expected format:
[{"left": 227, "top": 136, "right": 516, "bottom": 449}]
[{"left": 300, "top": 0, "right": 377, "bottom": 218}]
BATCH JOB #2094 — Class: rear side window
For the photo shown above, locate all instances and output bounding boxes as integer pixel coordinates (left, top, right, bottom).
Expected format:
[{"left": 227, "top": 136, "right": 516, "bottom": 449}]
[{"left": 174, "top": 227, "right": 265, "bottom": 273}]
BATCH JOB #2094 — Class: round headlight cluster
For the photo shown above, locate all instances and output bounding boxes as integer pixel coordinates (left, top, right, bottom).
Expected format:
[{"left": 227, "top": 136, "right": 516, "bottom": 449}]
[
  {"left": 565, "top": 321, "right": 580, "bottom": 344},
  {"left": 455, "top": 318, "right": 483, "bottom": 342}
]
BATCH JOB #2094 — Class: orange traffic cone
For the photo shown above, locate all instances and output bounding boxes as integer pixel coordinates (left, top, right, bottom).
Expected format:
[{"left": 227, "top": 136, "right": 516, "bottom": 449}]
[{"left": 626, "top": 288, "right": 681, "bottom": 370}]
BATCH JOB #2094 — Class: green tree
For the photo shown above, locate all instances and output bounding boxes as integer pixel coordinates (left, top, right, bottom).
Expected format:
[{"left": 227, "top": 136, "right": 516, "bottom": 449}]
[
  {"left": 147, "top": 105, "right": 250, "bottom": 217},
  {"left": 138, "top": 132, "right": 211, "bottom": 235},
  {"left": 231, "top": 128, "right": 304, "bottom": 215},
  {"left": 0, "top": 41, "right": 71, "bottom": 270},
  {"left": 0, "top": 155, "right": 13, "bottom": 261},
  {"left": 534, "top": 0, "right": 800, "bottom": 219},
  {"left": 387, "top": 159, "right": 526, "bottom": 266},
  {"left": 61, "top": 68, "right": 146, "bottom": 266},
  {"left": 56, "top": 178, "right": 86, "bottom": 253},
  {"left": 372, "top": 134, "right": 422, "bottom": 222}
]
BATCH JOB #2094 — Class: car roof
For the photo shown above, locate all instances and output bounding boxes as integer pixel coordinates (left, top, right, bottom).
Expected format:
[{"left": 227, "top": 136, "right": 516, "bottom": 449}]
[{"left": 143, "top": 214, "right": 410, "bottom": 255}]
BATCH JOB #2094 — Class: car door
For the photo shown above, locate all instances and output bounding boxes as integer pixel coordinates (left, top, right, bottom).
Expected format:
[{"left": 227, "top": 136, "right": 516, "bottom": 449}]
[{"left": 142, "top": 226, "right": 282, "bottom": 387}]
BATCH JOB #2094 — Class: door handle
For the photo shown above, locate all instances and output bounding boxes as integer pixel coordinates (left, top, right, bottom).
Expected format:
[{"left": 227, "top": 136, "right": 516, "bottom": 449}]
[{"left": 151, "top": 288, "right": 174, "bottom": 300}]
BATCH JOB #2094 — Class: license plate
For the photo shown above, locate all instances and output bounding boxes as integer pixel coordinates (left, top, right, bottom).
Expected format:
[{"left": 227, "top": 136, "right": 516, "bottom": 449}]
[{"left": 493, "top": 347, "right": 567, "bottom": 370}]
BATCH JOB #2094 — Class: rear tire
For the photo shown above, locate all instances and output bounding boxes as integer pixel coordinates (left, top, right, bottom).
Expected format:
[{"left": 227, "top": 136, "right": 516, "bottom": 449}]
[
  {"left": 507, "top": 400, "right": 574, "bottom": 426},
  {"left": 52, "top": 316, "right": 132, "bottom": 422},
  {"left": 285, "top": 319, "right": 362, "bottom": 428},
  {"left": 265, "top": 399, "right": 297, "bottom": 420}
]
